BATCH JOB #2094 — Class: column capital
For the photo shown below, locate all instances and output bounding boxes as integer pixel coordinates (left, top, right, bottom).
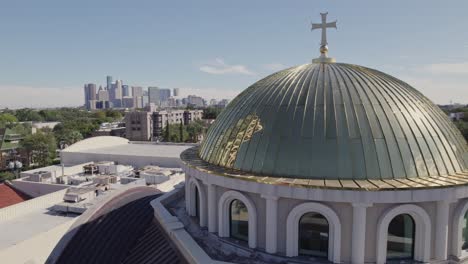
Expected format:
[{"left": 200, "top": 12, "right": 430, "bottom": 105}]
[
  {"left": 261, "top": 194, "right": 279, "bottom": 200},
  {"left": 352, "top": 202, "right": 373, "bottom": 208},
  {"left": 204, "top": 181, "right": 215, "bottom": 187}
]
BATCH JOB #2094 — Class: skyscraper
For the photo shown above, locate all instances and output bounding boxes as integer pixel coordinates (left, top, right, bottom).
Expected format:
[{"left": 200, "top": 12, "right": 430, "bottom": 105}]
[
  {"left": 132, "top": 86, "right": 143, "bottom": 98},
  {"left": 106, "top": 76, "right": 112, "bottom": 90},
  {"left": 122, "top": 85, "right": 130, "bottom": 97},
  {"left": 84, "top": 83, "right": 97, "bottom": 110},
  {"left": 132, "top": 86, "right": 144, "bottom": 108},
  {"left": 159, "top": 88, "right": 171, "bottom": 103},
  {"left": 113, "top": 80, "right": 123, "bottom": 107},
  {"left": 148, "top": 87, "right": 160, "bottom": 106},
  {"left": 173, "top": 88, "right": 180, "bottom": 97},
  {"left": 97, "top": 89, "right": 109, "bottom": 101}
]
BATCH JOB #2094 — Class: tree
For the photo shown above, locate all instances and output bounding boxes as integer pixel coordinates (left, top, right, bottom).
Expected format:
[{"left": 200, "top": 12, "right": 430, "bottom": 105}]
[
  {"left": 186, "top": 120, "right": 205, "bottom": 142},
  {"left": 21, "top": 131, "right": 57, "bottom": 167},
  {"left": 14, "top": 109, "right": 44, "bottom": 122},
  {"left": 163, "top": 123, "right": 188, "bottom": 142},
  {"left": 56, "top": 129, "right": 83, "bottom": 146},
  {"left": 164, "top": 120, "right": 170, "bottom": 141},
  {"left": 0, "top": 113, "right": 18, "bottom": 127},
  {"left": 0, "top": 171, "right": 15, "bottom": 183},
  {"left": 203, "top": 107, "right": 223, "bottom": 119},
  {"left": 179, "top": 120, "right": 184, "bottom": 142}
]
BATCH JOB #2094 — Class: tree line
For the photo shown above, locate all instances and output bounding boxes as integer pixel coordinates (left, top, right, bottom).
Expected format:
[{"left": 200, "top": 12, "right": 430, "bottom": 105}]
[{"left": 0, "top": 108, "right": 123, "bottom": 175}]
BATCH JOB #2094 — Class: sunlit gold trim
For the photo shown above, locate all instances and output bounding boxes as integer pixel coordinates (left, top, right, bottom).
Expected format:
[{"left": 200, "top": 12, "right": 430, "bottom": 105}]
[{"left": 182, "top": 146, "right": 468, "bottom": 191}]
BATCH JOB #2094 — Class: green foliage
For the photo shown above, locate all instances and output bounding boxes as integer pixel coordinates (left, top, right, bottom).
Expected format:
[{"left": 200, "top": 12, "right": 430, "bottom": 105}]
[
  {"left": 164, "top": 120, "right": 170, "bottom": 141},
  {"left": 14, "top": 109, "right": 44, "bottom": 122},
  {"left": 163, "top": 123, "right": 189, "bottom": 143},
  {"left": 21, "top": 131, "right": 57, "bottom": 167},
  {"left": 186, "top": 120, "right": 205, "bottom": 142},
  {"left": 55, "top": 129, "right": 83, "bottom": 146},
  {"left": 104, "top": 109, "right": 123, "bottom": 120},
  {"left": 0, "top": 113, "right": 18, "bottom": 127},
  {"left": 0, "top": 171, "right": 15, "bottom": 183},
  {"left": 203, "top": 107, "right": 223, "bottom": 119},
  {"left": 9, "top": 123, "right": 32, "bottom": 136},
  {"left": 179, "top": 120, "right": 184, "bottom": 142}
]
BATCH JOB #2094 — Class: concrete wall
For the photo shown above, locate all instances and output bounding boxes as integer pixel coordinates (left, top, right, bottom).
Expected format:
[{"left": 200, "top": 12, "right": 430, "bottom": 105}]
[
  {"left": 11, "top": 180, "right": 69, "bottom": 197},
  {"left": 0, "top": 189, "right": 67, "bottom": 222},
  {"left": 61, "top": 152, "right": 182, "bottom": 169},
  {"left": 188, "top": 165, "right": 468, "bottom": 263}
]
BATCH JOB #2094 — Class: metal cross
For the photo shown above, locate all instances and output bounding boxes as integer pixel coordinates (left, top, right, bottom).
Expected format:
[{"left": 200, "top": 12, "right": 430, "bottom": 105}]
[{"left": 311, "top": 12, "right": 337, "bottom": 51}]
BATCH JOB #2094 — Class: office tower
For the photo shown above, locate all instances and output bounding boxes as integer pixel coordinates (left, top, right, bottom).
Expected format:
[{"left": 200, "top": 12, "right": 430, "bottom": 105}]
[
  {"left": 173, "top": 88, "right": 180, "bottom": 97},
  {"left": 148, "top": 87, "right": 160, "bottom": 106},
  {"left": 209, "top": 99, "right": 217, "bottom": 106},
  {"left": 98, "top": 89, "right": 110, "bottom": 101},
  {"left": 122, "top": 85, "right": 130, "bottom": 97},
  {"left": 122, "top": 96, "right": 134, "bottom": 108},
  {"left": 106, "top": 76, "right": 112, "bottom": 90},
  {"left": 187, "top": 95, "right": 205, "bottom": 107},
  {"left": 113, "top": 80, "right": 123, "bottom": 107},
  {"left": 84, "top": 83, "right": 97, "bottom": 110},
  {"left": 141, "top": 95, "right": 149, "bottom": 108},
  {"left": 159, "top": 88, "right": 171, "bottom": 103},
  {"left": 132, "top": 86, "right": 144, "bottom": 108},
  {"left": 132, "top": 86, "right": 143, "bottom": 98}
]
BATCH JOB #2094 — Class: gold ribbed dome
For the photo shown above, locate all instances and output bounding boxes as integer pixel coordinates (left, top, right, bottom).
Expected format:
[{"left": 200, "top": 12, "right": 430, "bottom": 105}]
[{"left": 199, "top": 63, "right": 468, "bottom": 180}]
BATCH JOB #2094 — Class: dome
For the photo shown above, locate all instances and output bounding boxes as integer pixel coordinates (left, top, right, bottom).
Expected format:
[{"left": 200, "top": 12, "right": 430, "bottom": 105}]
[{"left": 199, "top": 62, "right": 468, "bottom": 180}]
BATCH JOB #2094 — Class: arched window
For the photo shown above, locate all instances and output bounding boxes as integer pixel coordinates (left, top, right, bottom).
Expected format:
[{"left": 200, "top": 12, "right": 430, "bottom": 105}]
[
  {"left": 230, "top": 199, "right": 248, "bottom": 242},
  {"left": 463, "top": 211, "right": 468, "bottom": 251},
  {"left": 298, "top": 212, "right": 329, "bottom": 258},
  {"left": 387, "top": 214, "right": 415, "bottom": 260},
  {"left": 195, "top": 186, "right": 200, "bottom": 219}
]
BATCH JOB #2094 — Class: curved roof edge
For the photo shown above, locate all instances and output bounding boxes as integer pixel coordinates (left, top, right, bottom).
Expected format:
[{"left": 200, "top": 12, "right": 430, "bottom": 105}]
[
  {"left": 61, "top": 136, "right": 129, "bottom": 152},
  {"left": 182, "top": 147, "right": 468, "bottom": 191}
]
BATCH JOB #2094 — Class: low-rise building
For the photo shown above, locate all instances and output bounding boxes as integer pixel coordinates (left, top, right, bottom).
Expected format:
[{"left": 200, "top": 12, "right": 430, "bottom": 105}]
[
  {"left": 125, "top": 110, "right": 203, "bottom": 141},
  {"left": 450, "top": 112, "right": 466, "bottom": 121},
  {"left": 125, "top": 112, "right": 152, "bottom": 141}
]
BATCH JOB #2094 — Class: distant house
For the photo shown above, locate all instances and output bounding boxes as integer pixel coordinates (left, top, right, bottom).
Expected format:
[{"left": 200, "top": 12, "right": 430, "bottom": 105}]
[{"left": 450, "top": 112, "right": 465, "bottom": 121}]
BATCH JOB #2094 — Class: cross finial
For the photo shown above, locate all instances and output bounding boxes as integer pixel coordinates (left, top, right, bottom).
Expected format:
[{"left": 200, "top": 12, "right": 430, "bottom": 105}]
[{"left": 311, "top": 12, "right": 337, "bottom": 63}]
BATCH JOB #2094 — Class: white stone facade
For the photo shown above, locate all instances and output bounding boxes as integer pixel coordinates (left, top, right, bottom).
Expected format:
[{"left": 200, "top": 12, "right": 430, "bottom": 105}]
[{"left": 182, "top": 163, "right": 468, "bottom": 263}]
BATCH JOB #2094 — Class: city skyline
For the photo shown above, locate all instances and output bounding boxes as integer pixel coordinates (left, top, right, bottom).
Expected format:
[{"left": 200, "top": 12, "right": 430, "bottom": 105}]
[{"left": 1, "top": 0, "right": 468, "bottom": 108}]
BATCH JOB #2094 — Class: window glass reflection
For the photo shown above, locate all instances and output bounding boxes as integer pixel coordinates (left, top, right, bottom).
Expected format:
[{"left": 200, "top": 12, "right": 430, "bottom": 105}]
[
  {"left": 387, "top": 214, "right": 415, "bottom": 260},
  {"left": 299, "top": 212, "right": 329, "bottom": 257},
  {"left": 230, "top": 199, "right": 249, "bottom": 241},
  {"left": 463, "top": 211, "right": 468, "bottom": 250}
]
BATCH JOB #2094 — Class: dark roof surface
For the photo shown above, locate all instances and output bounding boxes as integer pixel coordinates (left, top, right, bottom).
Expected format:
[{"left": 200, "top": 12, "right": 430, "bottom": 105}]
[
  {"left": 54, "top": 192, "right": 187, "bottom": 264},
  {"left": 0, "top": 183, "right": 31, "bottom": 208},
  {"left": 199, "top": 62, "right": 468, "bottom": 180}
]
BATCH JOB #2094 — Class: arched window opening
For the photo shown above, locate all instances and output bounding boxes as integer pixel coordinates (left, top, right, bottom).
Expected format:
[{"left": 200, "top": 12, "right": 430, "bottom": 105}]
[
  {"left": 463, "top": 211, "right": 468, "bottom": 251},
  {"left": 230, "top": 199, "right": 248, "bottom": 242},
  {"left": 298, "top": 212, "right": 329, "bottom": 258},
  {"left": 194, "top": 186, "right": 200, "bottom": 219},
  {"left": 387, "top": 214, "right": 415, "bottom": 261}
]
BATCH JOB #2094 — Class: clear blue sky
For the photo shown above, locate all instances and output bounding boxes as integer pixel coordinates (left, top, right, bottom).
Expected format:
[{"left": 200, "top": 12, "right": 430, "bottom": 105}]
[{"left": 0, "top": 0, "right": 467, "bottom": 108}]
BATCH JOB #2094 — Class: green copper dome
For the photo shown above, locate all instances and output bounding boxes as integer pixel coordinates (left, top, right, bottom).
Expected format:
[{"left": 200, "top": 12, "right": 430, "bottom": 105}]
[{"left": 199, "top": 63, "right": 468, "bottom": 180}]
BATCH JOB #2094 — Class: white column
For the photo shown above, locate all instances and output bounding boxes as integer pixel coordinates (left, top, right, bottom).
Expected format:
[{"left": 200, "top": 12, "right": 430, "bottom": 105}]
[
  {"left": 262, "top": 195, "right": 279, "bottom": 254},
  {"left": 351, "top": 203, "right": 372, "bottom": 264},
  {"left": 207, "top": 183, "right": 217, "bottom": 233},
  {"left": 435, "top": 200, "right": 452, "bottom": 261}
]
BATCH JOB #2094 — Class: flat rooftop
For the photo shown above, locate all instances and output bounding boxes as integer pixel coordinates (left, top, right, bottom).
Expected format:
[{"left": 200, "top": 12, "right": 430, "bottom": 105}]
[
  {"left": 0, "top": 209, "right": 77, "bottom": 250},
  {"left": 72, "top": 143, "right": 192, "bottom": 158}
]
